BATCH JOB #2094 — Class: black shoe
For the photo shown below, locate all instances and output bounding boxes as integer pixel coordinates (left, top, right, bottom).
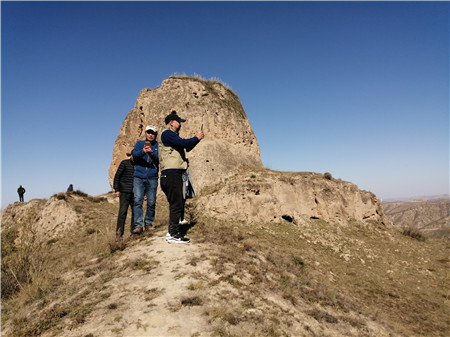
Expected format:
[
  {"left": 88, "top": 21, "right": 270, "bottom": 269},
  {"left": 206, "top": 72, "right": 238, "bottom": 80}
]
[{"left": 167, "top": 235, "right": 190, "bottom": 243}]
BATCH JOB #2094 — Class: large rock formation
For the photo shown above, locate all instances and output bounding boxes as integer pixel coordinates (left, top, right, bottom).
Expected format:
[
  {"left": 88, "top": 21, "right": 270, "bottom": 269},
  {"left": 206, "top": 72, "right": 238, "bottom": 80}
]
[
  {"left": 110, "top": 75, "right": 389, "bottom": 226},
  {"left": 196, "top": 166, "right": 390, "bottom": 226},
  {"left": 109, "top": 76, "right": 263, "bottom": 192}
]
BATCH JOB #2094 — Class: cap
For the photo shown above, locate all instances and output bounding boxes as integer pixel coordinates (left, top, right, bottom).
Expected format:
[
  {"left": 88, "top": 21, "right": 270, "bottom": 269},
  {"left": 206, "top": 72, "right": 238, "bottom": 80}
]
[
  {"left": 165, "top": 110, "right": 186, "bottom": 125},
  {"left": 145, "top": 125, "right": 158, "bottom": 133}
]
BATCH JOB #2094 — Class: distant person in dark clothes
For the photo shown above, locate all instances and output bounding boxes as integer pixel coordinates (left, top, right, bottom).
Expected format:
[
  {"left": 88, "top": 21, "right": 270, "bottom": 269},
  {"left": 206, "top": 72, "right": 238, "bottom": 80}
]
[
  {"left": 17, "top": 185, "right": 26, "bottom": 202},
  {"left": 131, "top": 125, "right": 159, "bottom": 234},
  {"left": 67, "top": 184, "right": 73, "bottom": 192},
  {"left": 159, "top": 111, "right": 204, "bottom": 243},
  {"left": 113, "top": 152, "right": 135, "bottom": 238}
]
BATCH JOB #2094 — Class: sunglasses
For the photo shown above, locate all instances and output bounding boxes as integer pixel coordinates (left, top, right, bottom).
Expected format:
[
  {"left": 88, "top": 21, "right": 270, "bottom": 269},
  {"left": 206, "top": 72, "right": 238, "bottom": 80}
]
[{"left": 146, "top": 130, "right": 157, "bottom": 134}]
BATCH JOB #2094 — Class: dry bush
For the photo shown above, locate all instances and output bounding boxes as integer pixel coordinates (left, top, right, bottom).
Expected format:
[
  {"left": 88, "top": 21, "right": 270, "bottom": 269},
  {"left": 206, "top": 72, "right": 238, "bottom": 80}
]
[
  {"left": 1, "top": 216, "right": 55, "bottom": 301},
  {"left": 324, "top": 172, "right": 333, "bottom": 180},
  {"left": 402, "top": 226, "right": 426, "bottom": 241}
]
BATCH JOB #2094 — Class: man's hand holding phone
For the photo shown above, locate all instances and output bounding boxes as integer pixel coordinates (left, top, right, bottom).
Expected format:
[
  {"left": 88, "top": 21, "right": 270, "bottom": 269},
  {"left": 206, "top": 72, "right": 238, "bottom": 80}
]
[{"left": 143, "top": 141, "right": 153, "bottom": 154}]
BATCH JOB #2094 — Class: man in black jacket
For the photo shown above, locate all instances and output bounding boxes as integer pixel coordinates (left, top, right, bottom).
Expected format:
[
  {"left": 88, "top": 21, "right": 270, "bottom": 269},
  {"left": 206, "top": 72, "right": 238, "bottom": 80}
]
[
  {"left": 113, "top": 153, "right": 135, "bottom": 238},
  {"left": 17, "top": 185, "right": 25, "bottom": 202}
]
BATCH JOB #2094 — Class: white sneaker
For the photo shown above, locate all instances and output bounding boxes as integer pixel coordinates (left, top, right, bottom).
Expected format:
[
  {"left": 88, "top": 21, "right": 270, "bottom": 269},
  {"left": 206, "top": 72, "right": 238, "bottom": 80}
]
[
  {"left": 167, "top": 235, "right": 190, "bottom": 244},
  {"left": 179, "top": 219, "right": 189, "bottom": 225}
]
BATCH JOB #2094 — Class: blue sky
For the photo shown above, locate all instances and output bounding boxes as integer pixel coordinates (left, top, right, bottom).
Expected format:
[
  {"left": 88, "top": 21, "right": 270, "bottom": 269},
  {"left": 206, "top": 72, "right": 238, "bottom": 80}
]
[{"left": 2, "top": 1, "right": 449, "bottom": 208}]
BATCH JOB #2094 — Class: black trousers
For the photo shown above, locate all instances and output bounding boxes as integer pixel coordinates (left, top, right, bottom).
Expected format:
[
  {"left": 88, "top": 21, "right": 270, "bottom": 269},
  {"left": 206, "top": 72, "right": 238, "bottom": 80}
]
[
  {"left": 160, "top": 172, "right": 185, "bottom": 237},
  {"left": 116, "top": 191, "right": 134, "bottom": 237}
]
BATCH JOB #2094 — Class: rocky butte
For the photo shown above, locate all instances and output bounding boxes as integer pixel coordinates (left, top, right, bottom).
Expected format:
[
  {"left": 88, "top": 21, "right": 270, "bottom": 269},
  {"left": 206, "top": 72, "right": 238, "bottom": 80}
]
[{"left": 110, "top": 75, "right": 389, "bottom": 226}]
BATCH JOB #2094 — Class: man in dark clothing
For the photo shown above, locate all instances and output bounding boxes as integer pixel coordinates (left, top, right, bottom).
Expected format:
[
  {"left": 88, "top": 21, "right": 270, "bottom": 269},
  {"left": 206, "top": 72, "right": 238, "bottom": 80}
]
[
  {"left": 17, "top": 185, "right": 25, "bottom": 202},
  {"left": 131, "top": 125, "right": 159, "bottom": 234},
  {"left": 159, "top": 111, "right": 204, "bottom": 243},
  {"left": 113, "top": 153, "right": 135, "bottom": 238}
]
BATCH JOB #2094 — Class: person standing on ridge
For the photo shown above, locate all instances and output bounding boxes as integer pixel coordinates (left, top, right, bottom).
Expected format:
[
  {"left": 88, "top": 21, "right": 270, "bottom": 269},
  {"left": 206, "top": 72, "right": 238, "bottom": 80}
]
[
  {"left": 67, "top": 184, "right": 73, "bottom": 192},
  {"left": 113, "top": 152, "right": 135, "bottom": 238},
  {"left": 131, "top": 125, "right": 159, "bottom": 234},
  {"left": 17, "top": 185, "right": 26, "bottom": 202},
  {"left": 159, "top": 111, "right": 204, "bottom": 243}
]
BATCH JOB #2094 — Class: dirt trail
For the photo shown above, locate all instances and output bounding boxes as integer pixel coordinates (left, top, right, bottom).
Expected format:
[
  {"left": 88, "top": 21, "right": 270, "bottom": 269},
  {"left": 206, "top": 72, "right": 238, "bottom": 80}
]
[{"left": 57, "top": 232, "right": 212, "bottom": 337}]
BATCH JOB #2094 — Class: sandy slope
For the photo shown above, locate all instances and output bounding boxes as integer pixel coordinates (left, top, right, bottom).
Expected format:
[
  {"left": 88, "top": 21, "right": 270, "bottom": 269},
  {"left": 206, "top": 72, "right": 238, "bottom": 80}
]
[{"left": 52, "top": 233, "right": 212, "bottom": 337}]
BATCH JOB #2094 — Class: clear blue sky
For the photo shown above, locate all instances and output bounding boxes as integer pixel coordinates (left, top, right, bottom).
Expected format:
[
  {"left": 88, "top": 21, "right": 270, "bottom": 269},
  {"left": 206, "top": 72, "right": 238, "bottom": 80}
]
[{"left": 2, "top": 1, "right": 449, "bottom": 208}]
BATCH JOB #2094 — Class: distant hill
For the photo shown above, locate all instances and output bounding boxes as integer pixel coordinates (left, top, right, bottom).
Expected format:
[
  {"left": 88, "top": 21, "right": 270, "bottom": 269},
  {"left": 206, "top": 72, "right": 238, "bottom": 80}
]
[
  {"left": 382, "top": 194, "right": 449, "bottom": 202},
  {"left": 382, "top": 196, "right": 450, "bottom": 239}
]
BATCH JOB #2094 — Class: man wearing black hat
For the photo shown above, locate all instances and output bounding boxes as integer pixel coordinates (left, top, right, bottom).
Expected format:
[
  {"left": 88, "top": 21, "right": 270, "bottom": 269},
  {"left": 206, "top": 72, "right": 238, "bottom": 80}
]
[{"left": 159, "top": 111, "right": 204, "bottom": 243}]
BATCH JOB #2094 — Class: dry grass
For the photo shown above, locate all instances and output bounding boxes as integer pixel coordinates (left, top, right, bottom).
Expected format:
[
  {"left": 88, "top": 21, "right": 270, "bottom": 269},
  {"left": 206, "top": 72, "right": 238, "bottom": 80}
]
[
  {"left": 402, "top": 226, "right": 427, "bottom": 241},
  {"left": 2, "top": 191, "right": 449, "bottom": 337},
  {"left": 1, "top": 192, "right": 168, "bottom": 337},
  {"left": 188, "top": 214, "right": 449, "bottom": 337}
]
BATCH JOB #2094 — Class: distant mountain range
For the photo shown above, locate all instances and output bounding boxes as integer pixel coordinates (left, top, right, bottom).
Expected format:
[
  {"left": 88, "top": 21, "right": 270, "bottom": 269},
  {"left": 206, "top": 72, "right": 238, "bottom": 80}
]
[
  {"left": 381, "top": 195, "right": 450, "bottom": 239},
  {"left": 382, "top": 194, "right": 449, "bottom": 202}
]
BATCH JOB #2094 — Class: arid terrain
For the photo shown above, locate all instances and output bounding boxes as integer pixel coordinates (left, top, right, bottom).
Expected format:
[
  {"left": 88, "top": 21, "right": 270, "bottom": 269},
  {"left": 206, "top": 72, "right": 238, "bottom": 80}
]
[
  {"left": 1, "top": 185, "right": 449, "bottom": 337},
  {"left": 2, "top": 76, "right": 448, "bottom": 337},
  {"left": 382, "top": 197, "right": 450, "bottom": 239}
]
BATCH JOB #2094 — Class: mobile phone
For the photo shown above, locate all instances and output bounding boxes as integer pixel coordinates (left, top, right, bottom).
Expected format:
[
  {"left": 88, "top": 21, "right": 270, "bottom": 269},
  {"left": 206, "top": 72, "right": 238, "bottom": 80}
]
[{"left": 145, "top": 141, "right": 151, "bottom": 147}]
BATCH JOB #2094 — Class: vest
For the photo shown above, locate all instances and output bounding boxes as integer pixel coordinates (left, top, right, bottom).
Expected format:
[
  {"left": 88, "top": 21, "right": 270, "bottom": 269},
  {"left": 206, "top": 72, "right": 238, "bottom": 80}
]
[{"left": 158, "top": 126, "right": 188, "bottom": 172}]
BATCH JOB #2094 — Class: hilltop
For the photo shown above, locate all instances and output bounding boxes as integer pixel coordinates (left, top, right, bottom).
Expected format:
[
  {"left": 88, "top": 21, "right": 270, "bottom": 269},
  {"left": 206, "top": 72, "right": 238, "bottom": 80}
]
[
  {"left": 1, "top": 185, "right": 449, "bottom": 337},
  {"left": 2, "top": 76, "right": 449, "bottom": 337}
]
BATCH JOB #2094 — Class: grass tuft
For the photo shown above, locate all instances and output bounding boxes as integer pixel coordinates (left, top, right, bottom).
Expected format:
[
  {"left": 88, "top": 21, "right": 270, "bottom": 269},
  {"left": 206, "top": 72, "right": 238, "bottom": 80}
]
[{"left": 402, "top": 226, "right": 426, "bottom": 241}]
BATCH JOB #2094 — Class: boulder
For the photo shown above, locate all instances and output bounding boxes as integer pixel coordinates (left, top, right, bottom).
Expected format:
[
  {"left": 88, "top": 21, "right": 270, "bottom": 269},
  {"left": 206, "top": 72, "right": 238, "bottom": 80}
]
[{"left": 109, "top": 76, "right": 263, "bottom": 192}]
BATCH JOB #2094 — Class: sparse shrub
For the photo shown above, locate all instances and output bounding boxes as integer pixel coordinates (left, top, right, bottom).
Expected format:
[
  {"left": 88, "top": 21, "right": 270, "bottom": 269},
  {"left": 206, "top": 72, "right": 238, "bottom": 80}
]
[
  {"left": 223, "top": 312, "right": 240, "bottom": 325},
  {"left": 181, "top": 295, "right": 203, "bottom": 306},
  {"left": 292, "top": 255, "right": 305, "bottom": 268},
  {"left": 86, "top": 228, "right": 98, "bottom": 235},
  {"left": 1, "top": 219, "right": 55, "bottom": 301},
  {"left": 91, "top": 197, "right": 107, "bottom": 203},
  {"left": 70, "top": 304, "right": 93, "bottom": 324},
  {"left": 324, "top": 172, "right": 333, "bottom": 180},
  {"left": 108, "top": 235, "right": 127, "bottom": 253},
  {"left": 127, "top": 257, "right": 159, "bottom": 272},
  {"left": 72, "top": 190, "right": 88, "bottom": 197},
  {"left": 402, "top": 227, "right": 426, "bottom": 241},
  {"left": 55, "top": 194, "right": 66, "bottom": 200},
  {"left": 187, "top": 281, "right": 206, "bottom": 291},
  {"left": 46, "top": 238, "right": 58, "bottom": 245},
  {"left": 84, "top": 268, "right": 96, "bottom": 278},
  {"left": 307, "top": 308, "right": 338, "bottom": 323},
  {"left": 107, "top": 303, "right": 118, "bottom": 310}
]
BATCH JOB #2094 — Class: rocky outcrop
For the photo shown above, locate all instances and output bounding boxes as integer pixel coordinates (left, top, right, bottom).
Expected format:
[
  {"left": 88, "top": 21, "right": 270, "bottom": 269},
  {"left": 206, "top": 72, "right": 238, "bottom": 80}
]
[
  {"left": 196, "top": 166, "right": 390, "bottom": 226},
  {"left": 110, "top": 75, "right": 389, "bottom": 226},
  {"left": 109, "top": 76, "right": 263, "bottom": 192},
  {"left": 1, "top": 192, "right": 116, "bottom": 243}
]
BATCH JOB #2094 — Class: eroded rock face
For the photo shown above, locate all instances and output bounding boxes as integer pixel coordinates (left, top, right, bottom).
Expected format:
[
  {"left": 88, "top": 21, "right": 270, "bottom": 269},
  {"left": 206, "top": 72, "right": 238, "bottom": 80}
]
[
  {"left": 110, "top": 76, "right": 389, "bottom": 226},
  {"left": 195, "top": 167, "right": 391, "bottom": 226},
  {"left": 1, "top": 196, "right": 80, "bottom": 242},
  {"left": 109, "top": 76, "right": 263, "bottom": 192}
]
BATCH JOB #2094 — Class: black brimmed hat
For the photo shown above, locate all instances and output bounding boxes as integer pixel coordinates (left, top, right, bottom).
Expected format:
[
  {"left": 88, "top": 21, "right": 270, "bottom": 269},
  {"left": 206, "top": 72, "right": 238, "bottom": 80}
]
[{"left": 165, "top": 110, "right": 186, "bottom": 124}]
